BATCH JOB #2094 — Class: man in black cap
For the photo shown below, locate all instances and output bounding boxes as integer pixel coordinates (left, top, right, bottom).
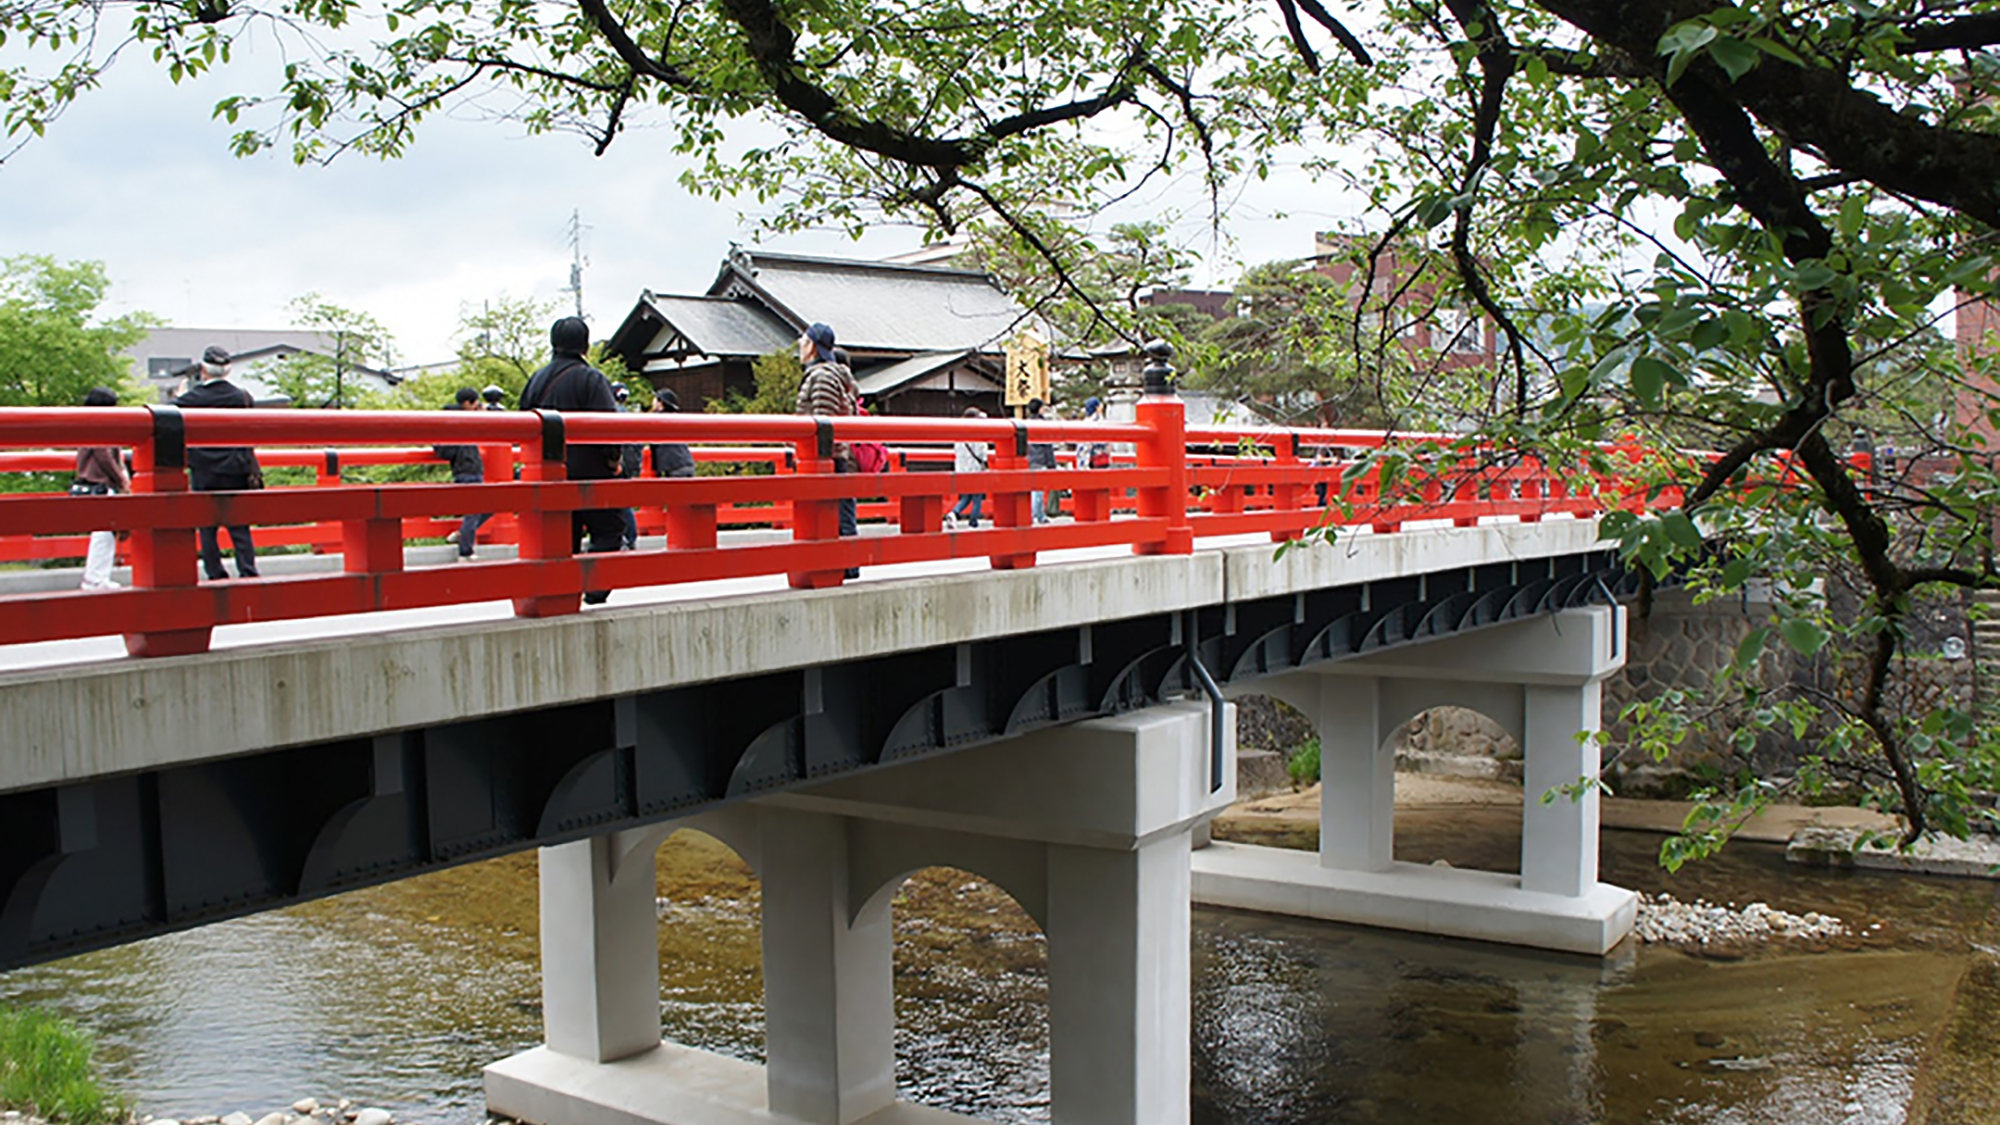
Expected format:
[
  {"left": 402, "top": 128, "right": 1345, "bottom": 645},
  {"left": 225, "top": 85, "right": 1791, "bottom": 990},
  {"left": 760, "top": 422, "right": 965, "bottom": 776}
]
[
  {"left": 434, "top": 387, "right": 489, "bottom": 561},
  {"left": 648, "top": 387, "right": 696, "bottom": 478},
  {"left": 173, "top": 345, "right": 262, "bottom": 580},
  {"left": 518, "top": 316, "right": 622, "bottom": 602}
]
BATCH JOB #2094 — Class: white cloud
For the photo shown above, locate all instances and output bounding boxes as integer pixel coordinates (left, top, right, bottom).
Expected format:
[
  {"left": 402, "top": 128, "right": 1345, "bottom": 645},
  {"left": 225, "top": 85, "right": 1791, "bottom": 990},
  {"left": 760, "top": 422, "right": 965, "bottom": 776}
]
[{"left": 0, "top": 42, "right": 1352, "bottom": 363}]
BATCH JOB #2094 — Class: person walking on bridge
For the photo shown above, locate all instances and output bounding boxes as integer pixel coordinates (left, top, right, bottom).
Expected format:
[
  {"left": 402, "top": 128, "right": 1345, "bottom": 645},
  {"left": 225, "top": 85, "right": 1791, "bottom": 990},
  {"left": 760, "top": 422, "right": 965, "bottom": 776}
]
[
  {"left": 73, "top": 386, "right": 130, "bottom": 590},
  {"left": 1025, "top": 396, "right": 1057, "bottom": 524},
  {"left": 174, "top": 345, "right": 262, "bottom": 581},
  {"left": 434, "top": 387, "right": 490, "bottom": 561},
  {"left": 947, "top": 407, "right": 988, "bottom": 528},
  {"left": 648, "top": 387, "right": 696, "bottom": 478},
  {"left": 519, "top": 316, "right": 622, "bottom": 604},
  {"left": 795, "top": 322, "right": 860, "bottom": 578}
]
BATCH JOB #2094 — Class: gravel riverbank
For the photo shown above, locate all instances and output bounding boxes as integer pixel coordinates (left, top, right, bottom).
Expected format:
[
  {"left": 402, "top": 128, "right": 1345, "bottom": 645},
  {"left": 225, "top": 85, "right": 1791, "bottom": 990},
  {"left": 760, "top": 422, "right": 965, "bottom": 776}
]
[{"left": 1633, "top": 892, "right": 1851, "bottom": 947}]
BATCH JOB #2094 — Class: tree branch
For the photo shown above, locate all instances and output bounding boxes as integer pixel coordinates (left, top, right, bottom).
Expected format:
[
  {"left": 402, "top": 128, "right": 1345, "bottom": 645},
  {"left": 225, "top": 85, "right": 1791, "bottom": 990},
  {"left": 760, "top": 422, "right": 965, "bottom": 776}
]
[{"left": 1893, "top": 12, "right": 2000, "bottom": 54}]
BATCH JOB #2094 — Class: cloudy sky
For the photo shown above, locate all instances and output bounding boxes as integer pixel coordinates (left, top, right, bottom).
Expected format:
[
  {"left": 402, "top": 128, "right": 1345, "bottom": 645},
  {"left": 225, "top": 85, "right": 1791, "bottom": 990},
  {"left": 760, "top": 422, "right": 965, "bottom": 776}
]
[{"left": 0, "top": 39, "right": 1354, "bottom": 366}]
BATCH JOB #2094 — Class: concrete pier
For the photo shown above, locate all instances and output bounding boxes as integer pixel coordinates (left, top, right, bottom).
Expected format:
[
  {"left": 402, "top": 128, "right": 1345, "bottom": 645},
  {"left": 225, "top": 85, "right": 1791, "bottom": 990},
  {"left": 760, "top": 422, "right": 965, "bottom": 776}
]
[
  {"left": 1195, "top": 606, "right": 1637, "bottom": 955},
  {"left": 488, "top": 699, "right": 1234, "bottom": 1125}
]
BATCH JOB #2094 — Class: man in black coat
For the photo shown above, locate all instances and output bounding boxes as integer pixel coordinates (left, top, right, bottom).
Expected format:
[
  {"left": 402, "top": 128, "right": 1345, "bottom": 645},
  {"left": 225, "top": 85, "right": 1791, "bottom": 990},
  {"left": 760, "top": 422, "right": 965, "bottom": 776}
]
[
  {"left": 518, "top": 316, "right": 622, "bottom": 603},
  {"left": 434, "top": 387, "right": 489, "bottom": 560},
  {"left": 173, "top": 345, "right": 261, "bottom": 580}
]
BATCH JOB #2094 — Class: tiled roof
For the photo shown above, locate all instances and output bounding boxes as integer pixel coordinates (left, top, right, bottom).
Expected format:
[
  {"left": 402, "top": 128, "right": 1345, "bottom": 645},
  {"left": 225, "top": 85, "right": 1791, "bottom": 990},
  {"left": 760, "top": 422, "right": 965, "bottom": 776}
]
[{"left": 713, "top": 251, "right": 1037, "bottom": 354}]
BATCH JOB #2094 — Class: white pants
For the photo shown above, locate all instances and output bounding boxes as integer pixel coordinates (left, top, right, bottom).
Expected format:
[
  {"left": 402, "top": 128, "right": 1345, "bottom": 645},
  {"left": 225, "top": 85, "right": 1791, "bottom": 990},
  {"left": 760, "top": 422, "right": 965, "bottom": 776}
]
[{"left": 82, "top": 530, "right": 117, "bottom": 588}]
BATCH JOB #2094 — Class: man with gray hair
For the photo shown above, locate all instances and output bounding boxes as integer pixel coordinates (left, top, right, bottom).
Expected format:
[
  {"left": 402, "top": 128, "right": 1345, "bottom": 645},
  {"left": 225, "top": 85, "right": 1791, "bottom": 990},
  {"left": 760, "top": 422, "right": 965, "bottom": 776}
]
[{"left": 173, "top": 345, "right": 262, "bottom": 580}]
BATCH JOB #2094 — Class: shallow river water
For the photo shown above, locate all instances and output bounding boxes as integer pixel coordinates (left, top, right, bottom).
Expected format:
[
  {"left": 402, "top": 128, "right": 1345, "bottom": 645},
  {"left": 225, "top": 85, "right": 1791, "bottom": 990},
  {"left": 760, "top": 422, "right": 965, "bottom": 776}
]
[{"left": 0, "top": 810, "right": 1991, "bottom": 1125}]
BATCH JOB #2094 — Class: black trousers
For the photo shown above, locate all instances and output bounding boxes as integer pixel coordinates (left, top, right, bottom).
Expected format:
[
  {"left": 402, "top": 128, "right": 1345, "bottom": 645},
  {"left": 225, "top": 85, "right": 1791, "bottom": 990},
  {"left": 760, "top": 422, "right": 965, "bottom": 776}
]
[
  {"left": 573, "top": 507, "right": 624, "bottom": 603},
  {"left": 191, "top": 470, "right": 259, "bottom": 580}
]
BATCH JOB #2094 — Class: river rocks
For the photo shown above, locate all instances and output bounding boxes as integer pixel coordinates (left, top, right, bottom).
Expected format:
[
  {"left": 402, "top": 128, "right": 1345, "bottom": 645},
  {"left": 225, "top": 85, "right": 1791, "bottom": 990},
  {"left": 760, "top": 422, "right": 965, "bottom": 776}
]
[
  {"left": 151, "top": 1099, "right": 388, "bottom": 1125},
  {"left": 1788, "top": 826, "right": 2000, "bottom": 879},
  {"left": 1635, "top": 892, "right": 1847, "bottom": 946}
]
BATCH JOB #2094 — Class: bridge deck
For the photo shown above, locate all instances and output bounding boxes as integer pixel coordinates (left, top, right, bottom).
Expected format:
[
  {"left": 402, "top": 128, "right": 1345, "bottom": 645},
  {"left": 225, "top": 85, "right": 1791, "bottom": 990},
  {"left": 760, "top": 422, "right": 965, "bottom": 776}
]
[{"left": 0, "top": 518, "right": 1603, "bottom": 795}]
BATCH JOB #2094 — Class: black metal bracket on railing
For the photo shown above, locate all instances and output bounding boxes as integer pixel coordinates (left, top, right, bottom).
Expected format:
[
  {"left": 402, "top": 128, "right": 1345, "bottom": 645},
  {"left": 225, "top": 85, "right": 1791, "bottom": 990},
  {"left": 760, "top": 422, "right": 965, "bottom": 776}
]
[
  {"left": 145, "top": 405, "right": 185, "bottom": 471},
  {"left": 323, "top": 449, "right": 340, "bottom": 481},
  {"left": 1011, "top": 421, "right": 1029, "bottom": 459},
  {"left": 535, "top": 410, "right": 566, "bottom": 465},
  {"left": 815, "top": 417, "right": 835, "bottom": 461},
  {"left": 1183, "top": 610, "right": 1227, "bottom": 794}
]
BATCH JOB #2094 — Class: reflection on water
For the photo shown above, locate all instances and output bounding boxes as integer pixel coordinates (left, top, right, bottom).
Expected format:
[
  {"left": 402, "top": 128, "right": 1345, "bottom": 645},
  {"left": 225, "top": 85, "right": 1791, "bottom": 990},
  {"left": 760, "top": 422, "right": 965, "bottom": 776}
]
[
  {"left": 1191, "top": 912, "right": 1959, "bottom": 1125},
  {"left": 0, "top": 824, "right": 1988, "bottom": 1125}
]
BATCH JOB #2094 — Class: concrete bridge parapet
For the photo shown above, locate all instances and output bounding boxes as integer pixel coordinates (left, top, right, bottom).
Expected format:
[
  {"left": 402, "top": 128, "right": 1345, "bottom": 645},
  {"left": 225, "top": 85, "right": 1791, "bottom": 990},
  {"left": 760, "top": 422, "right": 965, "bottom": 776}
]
[
  {"left": 487, "top": 698, "right": 1234, "bottom": 1125},
  {"left": 1197, "top": 605, "right": 1638, "bottom": 955}
]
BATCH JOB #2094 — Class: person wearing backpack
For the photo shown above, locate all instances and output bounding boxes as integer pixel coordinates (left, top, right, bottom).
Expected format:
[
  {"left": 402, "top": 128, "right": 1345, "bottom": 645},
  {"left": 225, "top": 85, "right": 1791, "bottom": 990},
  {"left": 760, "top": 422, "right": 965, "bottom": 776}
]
[
  {"left": 519, "top": 316, "right": 623, "bottom": 603},
  {"left": 794, "top": 322, "right": 861, "bottom": 578}
]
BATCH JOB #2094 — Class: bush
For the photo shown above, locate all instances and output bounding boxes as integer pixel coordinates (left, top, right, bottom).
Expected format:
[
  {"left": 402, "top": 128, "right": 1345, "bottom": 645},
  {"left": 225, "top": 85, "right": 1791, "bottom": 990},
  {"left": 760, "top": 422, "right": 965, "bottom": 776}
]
[
  {"left": 0, "top": 1005, "right": 126, "bottom": 1125},
  {"left": 1286, "top": 737, "right": 1321, "bottom": 788}
]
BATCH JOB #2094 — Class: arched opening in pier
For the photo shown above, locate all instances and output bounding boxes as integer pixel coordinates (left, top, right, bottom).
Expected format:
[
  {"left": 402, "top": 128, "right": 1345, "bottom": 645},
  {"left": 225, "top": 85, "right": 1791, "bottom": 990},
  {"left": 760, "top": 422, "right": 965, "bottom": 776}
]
[
  {"left": 884, "top": 866, "right": 1050, "bottom": 1122},
  {"left": 1231, "top": 692, "right": 1317, "bottom": 800},
  {"left": 649, "top": 827, "right": 766, "bottom": 1060},
  {"left": 1386, "top": 706, "right": 1525, "bottom": 874}
]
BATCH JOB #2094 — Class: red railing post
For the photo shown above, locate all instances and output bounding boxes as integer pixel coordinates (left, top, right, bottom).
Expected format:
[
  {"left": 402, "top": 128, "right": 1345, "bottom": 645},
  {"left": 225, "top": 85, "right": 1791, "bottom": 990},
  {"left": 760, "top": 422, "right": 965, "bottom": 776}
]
[
  {"left": 1134, "top": 341, "right": 1193, "bottom": 555},
  {"left": 789, "top": 421, "right": 847, "bottom": 588},
  {"left": 479, "top": 439, "right": 514, "bottom": 546},
  {"left": 513, "top": 411, "right": 581, "bottom": 618},
  {"left": 989, "top": 423, "right": 1035, "bottom": 570},
  {"left": 343, "top": 506, "right": 405, "bottom": 577},
  {"left": 1072, "top": 443, "right": 1113, "bottom": 524},
  {"left": 1269, "top": 433, "right": 1303, "bottom": 541},
  {"left": 124, "top": 405, "right": 211, "bottom": 658},
  {"left": 899, "top": 492, "right": 943, "bottom": 535}
]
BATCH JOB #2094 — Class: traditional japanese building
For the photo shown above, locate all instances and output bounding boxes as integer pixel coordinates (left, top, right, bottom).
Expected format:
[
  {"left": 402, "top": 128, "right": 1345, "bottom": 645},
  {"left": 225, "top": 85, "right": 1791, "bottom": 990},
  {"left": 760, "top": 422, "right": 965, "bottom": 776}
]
[{"left": 605, "top": 248, "right": 1044, "bottom": 415}]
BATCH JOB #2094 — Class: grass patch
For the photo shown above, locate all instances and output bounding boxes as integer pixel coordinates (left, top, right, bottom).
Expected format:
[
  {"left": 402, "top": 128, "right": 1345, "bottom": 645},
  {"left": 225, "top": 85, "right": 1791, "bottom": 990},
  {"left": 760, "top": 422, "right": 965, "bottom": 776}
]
[
  {"left": 1286, "top": 737, "right": 1321, "bottom": 788},
  {"left": 0, "top": 1005, "right": 126, "bottom": 1125}
]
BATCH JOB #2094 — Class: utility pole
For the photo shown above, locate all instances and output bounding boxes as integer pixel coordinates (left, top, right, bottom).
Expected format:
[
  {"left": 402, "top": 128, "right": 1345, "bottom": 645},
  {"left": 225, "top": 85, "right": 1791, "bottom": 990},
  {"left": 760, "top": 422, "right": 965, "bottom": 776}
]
[{"left": 564, "top": 210, "right": 589, "bottom": 318}]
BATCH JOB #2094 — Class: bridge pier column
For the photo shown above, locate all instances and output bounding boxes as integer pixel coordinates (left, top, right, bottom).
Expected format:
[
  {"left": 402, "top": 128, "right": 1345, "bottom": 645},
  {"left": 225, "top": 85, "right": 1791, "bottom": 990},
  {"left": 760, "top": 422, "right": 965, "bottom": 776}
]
[
  {"left": 1521, "top": 683, "right": 1601, "bottom": 899},
  {"left": 1314, "top": 674, "right": 1393, "bottom": 873},
  {"left": 760, "top": 810, "right": 896, "bottom": 1125},
  {"left": 1046, "top": 837, "right": 1191, "bottom": 1125},
  {"left": 537, "top": 831, "right": 667, "bottom": 1064},
  {"left": 486, "top": 700, "right": 1228, "bottom": 1125},
  {"left": 1196, "top": 606, "right": 1638, "bottom": 955}
]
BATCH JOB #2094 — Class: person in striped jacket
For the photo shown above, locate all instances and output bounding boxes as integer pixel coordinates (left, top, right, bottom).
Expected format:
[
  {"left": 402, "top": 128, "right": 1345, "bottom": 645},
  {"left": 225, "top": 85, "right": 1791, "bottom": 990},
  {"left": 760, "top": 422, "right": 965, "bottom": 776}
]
[{"left": 794, "top": 322, "right": 860, "bottom": 577}]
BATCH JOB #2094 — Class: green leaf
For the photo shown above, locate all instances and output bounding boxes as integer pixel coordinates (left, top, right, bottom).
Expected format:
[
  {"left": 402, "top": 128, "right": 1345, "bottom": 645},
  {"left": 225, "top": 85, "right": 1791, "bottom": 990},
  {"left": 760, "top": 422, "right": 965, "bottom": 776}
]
[
  {"left": 1736, "top": 626, "right": 1771, "bottom": 667},
  {"left": 1629, "top": 355, "right": 1672, "bottom": 405},
  {"left": 1778, "top": 617, "right": 1830, "bottom": 656},
  {"left": 1749, "top": 35, "right": 1804, "bottom": 65},
  {"left": 1707, "top": 37, "right": 1760, "bottom": 81},
  {"left": 1660, "top": 509, "right": 1705, "bottom": 550}
]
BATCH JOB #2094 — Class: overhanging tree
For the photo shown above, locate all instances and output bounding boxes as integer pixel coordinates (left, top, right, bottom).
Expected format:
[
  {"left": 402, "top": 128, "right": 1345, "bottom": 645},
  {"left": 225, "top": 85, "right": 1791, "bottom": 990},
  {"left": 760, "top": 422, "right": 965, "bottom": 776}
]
[{"left": 10, "top": 0, "right": 2000, "bottom": 844}]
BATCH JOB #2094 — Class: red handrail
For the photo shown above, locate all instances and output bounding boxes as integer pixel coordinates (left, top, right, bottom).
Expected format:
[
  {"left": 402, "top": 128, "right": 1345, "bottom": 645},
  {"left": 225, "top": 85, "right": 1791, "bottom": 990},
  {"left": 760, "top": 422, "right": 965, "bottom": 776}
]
[{"left": 0, "top": 401, "right": 1660, "bottom": 658}]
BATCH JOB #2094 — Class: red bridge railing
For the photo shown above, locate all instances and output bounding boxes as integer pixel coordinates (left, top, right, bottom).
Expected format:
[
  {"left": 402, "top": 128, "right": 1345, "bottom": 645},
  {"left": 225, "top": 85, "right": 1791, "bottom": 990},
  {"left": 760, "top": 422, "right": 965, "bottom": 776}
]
[{"left": 0, "top": 397, "right": 1663, "bottom": 658}]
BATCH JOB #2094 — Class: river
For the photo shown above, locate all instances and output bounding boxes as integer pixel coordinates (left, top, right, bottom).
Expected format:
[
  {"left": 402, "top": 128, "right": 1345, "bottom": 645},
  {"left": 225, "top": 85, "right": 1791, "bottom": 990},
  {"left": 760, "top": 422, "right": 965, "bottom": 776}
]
[{"left": 0, "top": 808, "right": 1991, "bottom": 1125}]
